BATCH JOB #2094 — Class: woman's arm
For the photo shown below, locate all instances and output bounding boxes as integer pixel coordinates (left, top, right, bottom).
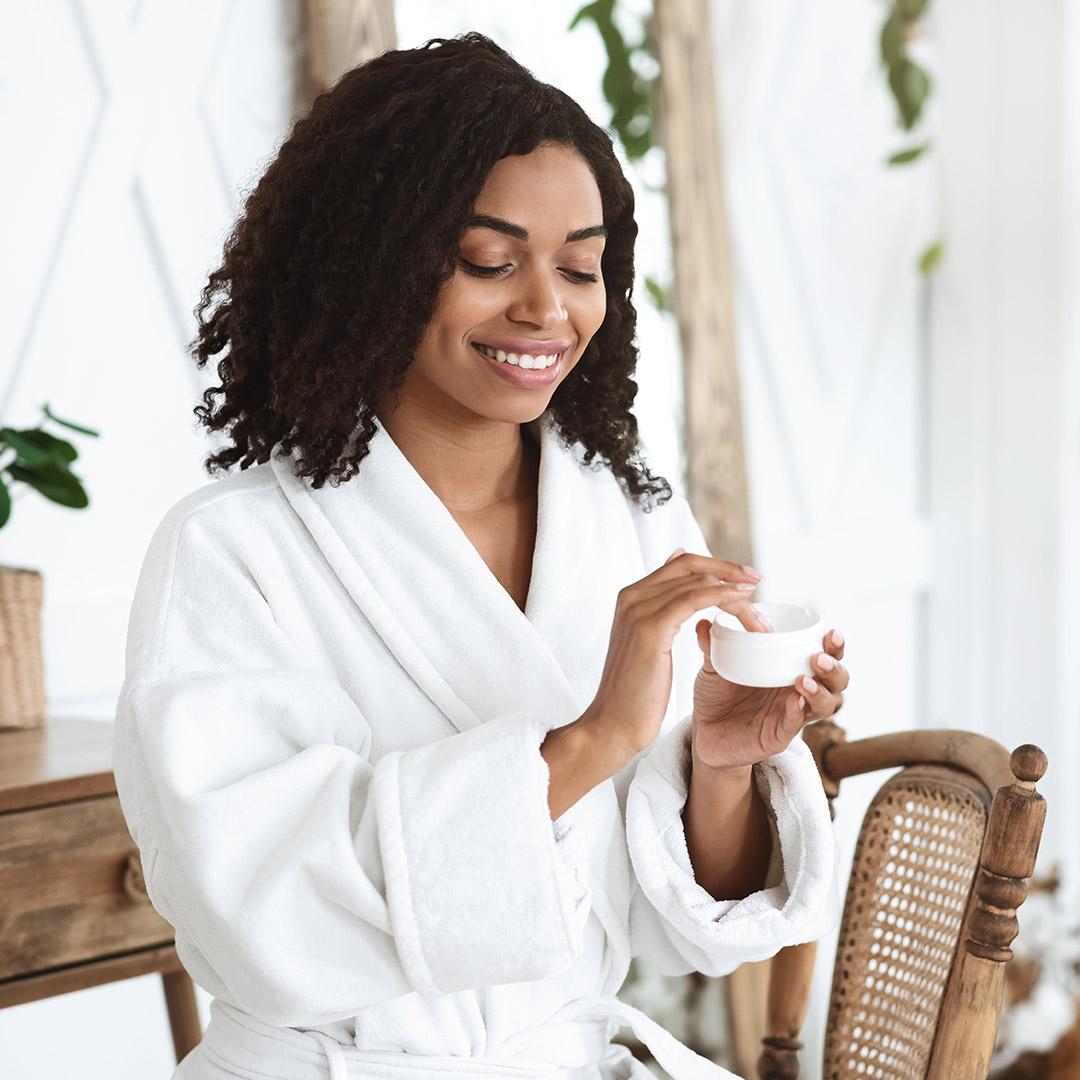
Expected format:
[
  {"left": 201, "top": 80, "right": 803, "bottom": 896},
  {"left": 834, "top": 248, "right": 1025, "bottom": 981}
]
[
  {"left": 542, "top": 707, "right": 776, "bottom": 901},
  {"left": 681, "top": 756, "right": 773, "bottom": 900},
  {"left": 540, "top": 708, "right": 634, "bottom": 820}
]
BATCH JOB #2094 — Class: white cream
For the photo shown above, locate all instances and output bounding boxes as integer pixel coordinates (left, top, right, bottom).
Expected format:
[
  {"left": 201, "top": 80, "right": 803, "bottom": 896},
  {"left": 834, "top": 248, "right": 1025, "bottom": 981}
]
[{"left": 474, "top": 343, "right": 559, "bottom": 369}]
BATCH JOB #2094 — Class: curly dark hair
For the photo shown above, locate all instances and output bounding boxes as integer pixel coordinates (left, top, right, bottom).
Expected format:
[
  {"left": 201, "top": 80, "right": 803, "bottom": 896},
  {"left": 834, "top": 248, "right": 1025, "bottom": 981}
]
[{"left": 190, "top": 30, "right": 672, "bottom": 510}]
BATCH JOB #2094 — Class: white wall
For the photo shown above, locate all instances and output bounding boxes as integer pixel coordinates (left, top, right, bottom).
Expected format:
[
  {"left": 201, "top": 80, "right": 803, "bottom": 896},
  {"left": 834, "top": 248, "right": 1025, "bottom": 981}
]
[
  {"left": 708, "top": 0, "right": 1079, "bottom": 1076},
  {"left": 707, "top": 2, "right": 937, "bottom": 1072},
  {"left": 0, "top": 2, "right": 687, "bottom": 1076},
  {"left": 0, "top": 2, "right": 301, "bottom": 1075},
  {"left": 5, "top": 2, "right": 1073, "bottom": 1077},
  {"left": 928, "top": 0, "right": 1078, "bottom": 877}
]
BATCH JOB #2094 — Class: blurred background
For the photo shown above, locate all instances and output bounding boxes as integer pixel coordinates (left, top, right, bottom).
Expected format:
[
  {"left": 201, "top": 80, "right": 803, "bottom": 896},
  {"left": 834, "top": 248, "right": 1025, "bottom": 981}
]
[{"left": 0, "top": 1, "right": 1077, "bottom": 1077}]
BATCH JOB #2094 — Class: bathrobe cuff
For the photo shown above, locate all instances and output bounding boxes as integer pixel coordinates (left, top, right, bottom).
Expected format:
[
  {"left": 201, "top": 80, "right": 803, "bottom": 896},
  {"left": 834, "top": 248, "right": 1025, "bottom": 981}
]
[
  {"left": 372, "top": 712, "right": 592, "bottom": 995},
  {"left": 624, "top": 714, "right": 841, "bottom": 975}
]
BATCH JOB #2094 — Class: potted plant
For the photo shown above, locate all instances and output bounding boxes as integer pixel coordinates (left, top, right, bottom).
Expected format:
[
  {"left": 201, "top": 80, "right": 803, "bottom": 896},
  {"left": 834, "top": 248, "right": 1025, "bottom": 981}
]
[{"left": 0, "top": 403, "right": 98, "bottom": 729}]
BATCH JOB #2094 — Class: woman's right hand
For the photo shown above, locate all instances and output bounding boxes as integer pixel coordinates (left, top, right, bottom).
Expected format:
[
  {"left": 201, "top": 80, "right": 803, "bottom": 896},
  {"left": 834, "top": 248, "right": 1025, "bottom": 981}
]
[{"left": 582, "top": 550, "right": 772, "bottom": 762}]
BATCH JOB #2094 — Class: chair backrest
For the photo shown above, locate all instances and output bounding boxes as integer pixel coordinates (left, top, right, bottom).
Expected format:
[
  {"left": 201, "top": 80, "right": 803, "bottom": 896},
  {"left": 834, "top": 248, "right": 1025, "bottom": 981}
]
[{"left": 756, "top": 719, "right": 1048, "bottom": 1080}]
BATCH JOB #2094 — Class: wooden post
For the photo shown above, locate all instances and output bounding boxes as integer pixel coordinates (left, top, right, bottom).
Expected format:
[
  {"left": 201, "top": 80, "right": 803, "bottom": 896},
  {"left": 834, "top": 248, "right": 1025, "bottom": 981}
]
[
  {"left": 926, "top": 745, "right": 1048, "bottom": 1079},
  {"left": 757, "top": 942, "right": 818, "bottom": 1080},
  {"left": 304, "top": 0, "right": 397, "bottom": 97},
  {"left": 652, "top": 0, "right": 753, "bottom": 569},
  {"left": 161, "top": 969, "right": 202, "bottom": 1063},
  {"left": 755, "top": 720, "right": 846, "bottom": 1079},
  {"left": 652, "top": 4, "right": 757, "bottom": 1062}
]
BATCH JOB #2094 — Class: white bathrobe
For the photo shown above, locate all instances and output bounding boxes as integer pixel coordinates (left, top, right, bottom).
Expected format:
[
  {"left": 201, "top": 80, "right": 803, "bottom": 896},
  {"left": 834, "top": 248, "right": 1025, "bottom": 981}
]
[{"left": 112, "top": 410, "right": 840, "bottom": 1080}]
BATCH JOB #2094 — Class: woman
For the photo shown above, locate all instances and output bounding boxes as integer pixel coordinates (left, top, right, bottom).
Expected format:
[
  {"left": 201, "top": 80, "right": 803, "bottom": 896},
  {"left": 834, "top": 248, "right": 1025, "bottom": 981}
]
[{"left": 113, "top": 31, "right": 848, "bottom": 1080}]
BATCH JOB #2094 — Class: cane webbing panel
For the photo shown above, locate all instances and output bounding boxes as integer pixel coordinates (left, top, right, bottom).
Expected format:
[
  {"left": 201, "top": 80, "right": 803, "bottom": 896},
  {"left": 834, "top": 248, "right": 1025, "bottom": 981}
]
[{"left": 823, "top": 767, "right": 989, "bottom": 1079}]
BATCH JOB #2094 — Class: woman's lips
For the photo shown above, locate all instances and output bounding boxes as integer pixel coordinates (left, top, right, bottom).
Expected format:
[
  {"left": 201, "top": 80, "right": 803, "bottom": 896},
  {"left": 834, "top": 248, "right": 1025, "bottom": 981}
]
[
  {"left": 472, "top": 342, "right": 565, "bottom": 387},
  {"left": 471, "top": 337, "right": 572, "bottom": 354}
]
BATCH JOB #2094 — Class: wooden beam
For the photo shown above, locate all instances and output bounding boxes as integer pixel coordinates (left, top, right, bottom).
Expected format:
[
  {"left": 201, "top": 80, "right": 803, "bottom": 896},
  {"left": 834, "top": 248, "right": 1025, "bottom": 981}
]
[
  {"left": 305, "top": 0, "right": 397, "bottom": 96},
  {"left": 653, "top": 2, "right": 761, "bottom": 1071},
  {"left": 652, "top": 0, "right": 753, "bottom": 570}
]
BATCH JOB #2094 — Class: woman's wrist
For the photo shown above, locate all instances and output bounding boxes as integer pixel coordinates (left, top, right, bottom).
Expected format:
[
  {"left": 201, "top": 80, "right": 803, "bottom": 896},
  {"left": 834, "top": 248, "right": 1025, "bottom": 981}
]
[
  {"left": 689, "top": 725, "right": 756, "bottom": 785},
  {"left": 540, "top": 711, "right": 637, "bottom": 820}
]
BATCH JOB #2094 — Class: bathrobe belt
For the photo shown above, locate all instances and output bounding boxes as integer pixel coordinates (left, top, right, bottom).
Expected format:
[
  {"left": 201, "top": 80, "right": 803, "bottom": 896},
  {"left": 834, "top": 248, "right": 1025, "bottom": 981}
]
[{"left": 201, "top": 995, "right": 741, "bottom": 1079}]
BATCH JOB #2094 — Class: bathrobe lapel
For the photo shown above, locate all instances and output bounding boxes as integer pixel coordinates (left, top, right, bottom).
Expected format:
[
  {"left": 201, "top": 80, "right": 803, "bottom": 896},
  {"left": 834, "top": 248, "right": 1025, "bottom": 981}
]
[
  {"left": 268, "top": 411, "right": 645, "bottom": 966},
  {"left": 268, "top": 411, "right": 642, "bottom": 735}
]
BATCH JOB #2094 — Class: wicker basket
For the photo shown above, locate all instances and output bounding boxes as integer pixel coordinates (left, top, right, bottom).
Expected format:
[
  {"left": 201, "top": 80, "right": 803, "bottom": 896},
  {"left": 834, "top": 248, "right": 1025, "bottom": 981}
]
[{"left": 0, "top": 565, "right": 46, "bottom": 729}]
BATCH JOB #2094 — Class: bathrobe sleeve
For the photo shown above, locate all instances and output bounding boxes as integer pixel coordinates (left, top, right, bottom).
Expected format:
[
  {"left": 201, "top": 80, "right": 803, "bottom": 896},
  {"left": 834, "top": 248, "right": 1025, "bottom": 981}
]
[
  {"left": 622, "top": 493, "right": 843, "bottom": 976},
  {"left": 112, "top": 504, "right": 592, "bottom": 1029}
]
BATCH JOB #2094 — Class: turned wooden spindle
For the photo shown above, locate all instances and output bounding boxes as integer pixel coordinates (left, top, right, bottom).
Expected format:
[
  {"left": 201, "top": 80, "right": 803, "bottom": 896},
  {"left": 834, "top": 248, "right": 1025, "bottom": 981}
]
[
  {"left": 755, "top": 719, "right": 847, "bottom": 1080},
  {"left": 964, "top": 745, "right": 1048, "bottom": 963},
  {"left": 757, "top": 941, "right": 818, "bottom": 1080},
  {"left": 925, "top": 744, "right": 1048, "bottom": 1079}
]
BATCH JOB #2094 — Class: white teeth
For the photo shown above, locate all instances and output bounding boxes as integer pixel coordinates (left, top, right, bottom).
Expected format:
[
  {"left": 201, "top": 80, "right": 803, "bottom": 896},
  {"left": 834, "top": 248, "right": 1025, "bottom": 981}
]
[{"left": 474, "top": 343, "right": 560, "bottom": 369}]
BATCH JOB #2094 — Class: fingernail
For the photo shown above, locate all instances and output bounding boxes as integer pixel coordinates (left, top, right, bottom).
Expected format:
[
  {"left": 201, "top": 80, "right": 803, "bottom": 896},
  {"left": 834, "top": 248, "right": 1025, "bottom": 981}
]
[
  {"left": 741, "top": 565, "right": 764, "bottom": 580},
  {"left": 735, "top": 582, "right": 756, "bottom": 591},
  {"left": 803, "top": 677, "right": 818, "bottom": 693},
  {"left": 818, "top": 654, "right": 836, "bottom": 670},
  {"left": 832, "top": 630, "right": 844, "bottom": 646}
]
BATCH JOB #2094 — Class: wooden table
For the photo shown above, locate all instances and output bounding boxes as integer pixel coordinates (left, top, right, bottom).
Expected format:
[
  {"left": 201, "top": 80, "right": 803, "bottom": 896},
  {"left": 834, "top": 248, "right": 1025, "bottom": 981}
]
[{"left": 0, "top": 717, "right": 202, "bottom": 1064}]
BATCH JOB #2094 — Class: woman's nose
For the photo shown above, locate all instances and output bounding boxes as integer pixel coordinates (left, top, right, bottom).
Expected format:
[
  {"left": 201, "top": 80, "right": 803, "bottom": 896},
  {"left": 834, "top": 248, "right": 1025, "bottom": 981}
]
[{"left": 506, "top": 270, "right": 567, "bottom": 326}]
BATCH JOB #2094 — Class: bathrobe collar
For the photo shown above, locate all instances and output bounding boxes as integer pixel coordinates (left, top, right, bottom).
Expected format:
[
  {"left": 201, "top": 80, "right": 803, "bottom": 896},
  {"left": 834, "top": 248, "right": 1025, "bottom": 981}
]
[{"left": 268, "top": 410, "right": 645, "bottom": 739}]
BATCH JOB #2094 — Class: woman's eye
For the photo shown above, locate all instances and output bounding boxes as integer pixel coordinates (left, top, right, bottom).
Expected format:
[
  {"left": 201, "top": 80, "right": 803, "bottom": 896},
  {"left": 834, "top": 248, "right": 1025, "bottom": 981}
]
[
  {"left": 459, "top": 260, "right": 509, "bottom": 278},
  {"left": 458, "top": 259, "right": 598, "bottom": 284}
]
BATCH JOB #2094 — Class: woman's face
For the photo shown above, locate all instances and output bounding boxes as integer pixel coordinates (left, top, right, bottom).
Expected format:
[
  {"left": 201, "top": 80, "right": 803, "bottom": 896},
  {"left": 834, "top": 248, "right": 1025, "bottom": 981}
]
[{"left": 393, "top": 141, "right": 608, "bottom": 425}]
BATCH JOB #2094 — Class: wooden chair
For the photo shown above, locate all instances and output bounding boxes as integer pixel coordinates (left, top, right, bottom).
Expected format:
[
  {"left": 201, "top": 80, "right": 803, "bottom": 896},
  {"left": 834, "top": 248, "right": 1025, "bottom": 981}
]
[{"left": 756, "top": 719, "right": 1048, "bottom": 1080}]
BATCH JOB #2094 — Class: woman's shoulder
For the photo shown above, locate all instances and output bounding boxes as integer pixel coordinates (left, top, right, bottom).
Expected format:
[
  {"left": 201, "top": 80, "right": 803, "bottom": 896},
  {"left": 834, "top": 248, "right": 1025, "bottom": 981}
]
[
  {"left": 134, "top": 462, "right": 295, "bottom": 602},
  {"left": 152, "top": 461, "right": 283, "bottom": 542}
]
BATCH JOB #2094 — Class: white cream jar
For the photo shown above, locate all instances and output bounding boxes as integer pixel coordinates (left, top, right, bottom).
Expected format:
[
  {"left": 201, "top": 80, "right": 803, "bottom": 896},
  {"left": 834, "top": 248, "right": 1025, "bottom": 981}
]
[{"left": 710, "top": 602, "right": 823, "bottom": 688}]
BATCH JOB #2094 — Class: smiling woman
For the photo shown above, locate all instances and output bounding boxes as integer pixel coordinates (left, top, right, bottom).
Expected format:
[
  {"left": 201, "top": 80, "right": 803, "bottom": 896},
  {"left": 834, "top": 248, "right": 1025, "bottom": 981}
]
[
  {"left": 384, "top": 143, "right": 609, "bottom": 409},
  {"left": 112, "top": 29, "right": 840, "bottom": 1080},
  {"left": 188, "top": 30, "right": 670, "bottom": 514}
]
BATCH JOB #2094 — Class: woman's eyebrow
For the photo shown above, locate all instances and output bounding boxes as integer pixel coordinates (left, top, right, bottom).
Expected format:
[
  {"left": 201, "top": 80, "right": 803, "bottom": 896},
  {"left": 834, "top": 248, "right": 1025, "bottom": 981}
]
[{"left": 465, "top": 214, "right": 607, "bottom": 243}]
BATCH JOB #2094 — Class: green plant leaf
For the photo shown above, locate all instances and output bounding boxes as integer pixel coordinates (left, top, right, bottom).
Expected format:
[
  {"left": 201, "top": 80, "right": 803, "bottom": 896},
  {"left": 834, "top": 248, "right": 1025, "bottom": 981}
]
[
  {"left": 0, "top": 473, "right": 10, "bottom": 529},
  {"left": 567, "top": 0, "right": 602, "bottom": 33},
  {"left": 644, "top": 275, "right": 669, "bottom": 311},
  {"left": 568, "top": 0, "right": 656, "bottom": 163},
  {"left": 19, "top": 428, "right": 78, "bottom": 463},
  {"left": 880, "top": 11, "right": 905, "bottom": 67},
  {"left": 890, "top": 57, "right": 931, "bottom": 130},
  {"left": 41, "top": 402, "right": 100, "bottom": 437},
  {"left": 6, "top": 461, "right": 89, "bottom": 508},
  {"left": 0, "top": 428, "right": 55, "bottom": 467},
  {"left": 918, "top": 238, "right": 944, "bottom": 275},
  {"left": 886, "top": 142, "right": 930, "bottom": 165},
  {"left": 899, "top": 0, "right": 930, "bottom": 19}
]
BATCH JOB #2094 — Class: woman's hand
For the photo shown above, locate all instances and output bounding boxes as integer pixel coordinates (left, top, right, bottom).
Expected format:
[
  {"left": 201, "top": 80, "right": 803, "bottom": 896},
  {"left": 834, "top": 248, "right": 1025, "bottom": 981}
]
[
  {"left": 688, "top": 623, "right": 849, "bottom": 771},
  {"left": 584, "top": 550, "right": 773, "bottom": 762}
]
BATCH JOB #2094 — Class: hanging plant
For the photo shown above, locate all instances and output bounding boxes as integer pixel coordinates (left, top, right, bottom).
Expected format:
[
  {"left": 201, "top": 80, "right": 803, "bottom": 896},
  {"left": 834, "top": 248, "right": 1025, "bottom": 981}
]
[
  {"left": 879, "top": 0, "right": 943, "bottom": 275},
  {"left": 568, "top": 0, "right": 657, "bottom": 163},
  {"left": 568, "top": 0, "right": 673, "bottom": 313}
]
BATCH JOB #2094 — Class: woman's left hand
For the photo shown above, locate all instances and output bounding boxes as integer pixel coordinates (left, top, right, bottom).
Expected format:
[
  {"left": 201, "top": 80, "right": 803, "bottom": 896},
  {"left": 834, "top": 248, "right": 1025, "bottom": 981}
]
[{"left": 689, "top": 621, "right": 849, "bottom": 771}]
